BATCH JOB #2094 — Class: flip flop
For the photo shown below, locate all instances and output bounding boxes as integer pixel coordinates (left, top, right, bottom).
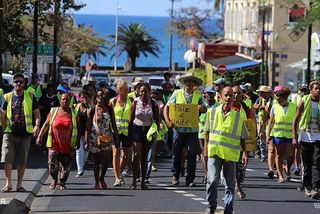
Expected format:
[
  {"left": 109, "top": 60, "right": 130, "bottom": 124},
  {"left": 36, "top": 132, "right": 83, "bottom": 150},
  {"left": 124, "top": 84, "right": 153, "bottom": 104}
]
[
  {"left": 1, "top": 186, "right": 12, "bottom": 193},
  {"left": 16, "top": 187, "right": 27, "bottom": 192}
]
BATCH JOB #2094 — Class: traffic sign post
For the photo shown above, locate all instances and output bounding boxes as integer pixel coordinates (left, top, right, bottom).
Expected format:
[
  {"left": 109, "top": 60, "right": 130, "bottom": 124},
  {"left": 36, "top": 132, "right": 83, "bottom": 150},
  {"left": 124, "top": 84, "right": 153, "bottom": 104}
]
[{"left": 216, "top": 64, "right": 227, "bottom": 75}]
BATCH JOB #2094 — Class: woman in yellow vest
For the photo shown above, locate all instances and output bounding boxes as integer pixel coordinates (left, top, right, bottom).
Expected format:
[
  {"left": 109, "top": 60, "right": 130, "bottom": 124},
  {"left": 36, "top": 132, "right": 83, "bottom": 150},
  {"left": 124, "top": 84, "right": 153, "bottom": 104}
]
[
  {"left": 266, "top": 86, "right": 296, "bottom": 183},
  {"left": 36, "top": 93, "right": 80, "bottom": 190},
  {"left": 110, "top": 80, "right": 133, "bottom": 186}
]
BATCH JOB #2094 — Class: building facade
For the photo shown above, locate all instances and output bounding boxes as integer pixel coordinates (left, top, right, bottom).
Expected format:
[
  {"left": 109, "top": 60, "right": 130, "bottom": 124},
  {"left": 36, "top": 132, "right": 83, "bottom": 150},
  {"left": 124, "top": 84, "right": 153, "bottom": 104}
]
[{"left": 224, "top": 0, "right": 309, "bottom": 90}]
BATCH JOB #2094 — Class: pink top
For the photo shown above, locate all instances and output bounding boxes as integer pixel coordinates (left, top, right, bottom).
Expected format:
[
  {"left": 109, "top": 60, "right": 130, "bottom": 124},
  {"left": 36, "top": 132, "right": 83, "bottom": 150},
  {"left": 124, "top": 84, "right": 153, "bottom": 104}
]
[{"left": 133, "top": 98, "right": 154, "bottom": 126}]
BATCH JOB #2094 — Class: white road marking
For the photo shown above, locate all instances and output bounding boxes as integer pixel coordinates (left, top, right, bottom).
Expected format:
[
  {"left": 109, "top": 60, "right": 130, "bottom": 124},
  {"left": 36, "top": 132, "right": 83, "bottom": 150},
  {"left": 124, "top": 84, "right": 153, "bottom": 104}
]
[
  {"left": 201, "top": 202, "right": 209, "bottom": 205},
  {"left": 156, "top": 183, "right": 168, "bottom": 187},
  {"left": 164, "top": 187, "right": 177, "bottom": 190},
  {"left": 175, "top": 190, "right": 187, "bottom": 194},
  {"left": 192, "top": 198, "right": 205, "bottom": 201},
  {"left": 183, "top": 194, "right": 197, "bottom": 197},
  {"left": 246, "top": 168, "right": 255, "bottom": 172}
]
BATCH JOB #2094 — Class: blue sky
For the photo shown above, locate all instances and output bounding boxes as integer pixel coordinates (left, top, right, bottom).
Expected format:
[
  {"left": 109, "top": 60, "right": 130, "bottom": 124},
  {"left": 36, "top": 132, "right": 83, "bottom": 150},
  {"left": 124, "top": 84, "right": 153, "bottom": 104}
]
[{"left": 75, "top": 0, "right": 216, "bottom": 17}]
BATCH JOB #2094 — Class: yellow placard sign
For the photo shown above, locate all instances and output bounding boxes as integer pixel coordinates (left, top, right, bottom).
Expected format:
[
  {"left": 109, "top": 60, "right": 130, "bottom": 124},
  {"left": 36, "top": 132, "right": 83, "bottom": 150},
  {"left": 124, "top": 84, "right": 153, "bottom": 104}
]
[
  {"left": 169, "top": 104, "right": 199, "bottom": 128},
  {"left": 244, "top": 119, "right": 257, "bottom": 152}
]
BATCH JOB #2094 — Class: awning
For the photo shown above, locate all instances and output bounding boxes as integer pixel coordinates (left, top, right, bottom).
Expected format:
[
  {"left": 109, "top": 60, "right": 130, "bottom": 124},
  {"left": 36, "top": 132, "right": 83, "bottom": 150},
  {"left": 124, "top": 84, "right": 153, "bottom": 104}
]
[{"left": 207, "top": 55, "right": 261, "bottom": 70}]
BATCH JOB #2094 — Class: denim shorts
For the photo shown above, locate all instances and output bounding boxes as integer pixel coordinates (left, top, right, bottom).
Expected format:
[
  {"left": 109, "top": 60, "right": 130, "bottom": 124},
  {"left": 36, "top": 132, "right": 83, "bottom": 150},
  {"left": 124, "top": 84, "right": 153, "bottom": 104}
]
[
  {"left": 132, "top": 125, "right": 151, "bottom": 144},
  {"left": 273, "top": 137, "right": 292, "bottom": 145}
]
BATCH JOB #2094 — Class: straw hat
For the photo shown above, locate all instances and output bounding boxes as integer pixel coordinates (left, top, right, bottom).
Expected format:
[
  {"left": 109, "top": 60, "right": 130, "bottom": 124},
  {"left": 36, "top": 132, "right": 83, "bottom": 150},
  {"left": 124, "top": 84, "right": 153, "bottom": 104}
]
[
  {"left": 131, "top": 77, "right": 144, "bottom": 87},
  {"left": 257, "top": 85, "right": 272, "bottom": 93},
  {"left": 178, "top": 73, "right": 203, "bottom": 86}
]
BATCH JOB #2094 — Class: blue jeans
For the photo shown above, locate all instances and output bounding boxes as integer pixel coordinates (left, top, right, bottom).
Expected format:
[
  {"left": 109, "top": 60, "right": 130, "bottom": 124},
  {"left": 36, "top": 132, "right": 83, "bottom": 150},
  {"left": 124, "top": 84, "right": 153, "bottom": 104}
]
[
  {"left": 206, "top": 156, "right": 236, "bottom": 214},
  {"left": 147, "top": 138, "right": 157, "bottom": 178},
  {"left": 171, "top": 129, "right": 198, "bottom": 181}
]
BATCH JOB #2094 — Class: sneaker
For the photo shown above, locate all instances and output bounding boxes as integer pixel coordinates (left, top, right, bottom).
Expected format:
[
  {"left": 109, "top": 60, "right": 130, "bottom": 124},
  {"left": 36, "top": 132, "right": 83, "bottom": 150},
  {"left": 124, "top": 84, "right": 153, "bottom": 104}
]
[
  {"left": 260, "top": 157, "right": 266, "bottom": 162},
  {"left": 311, "top": 189, "right": 320, "bottom": 200},
  {"left": 187, "top": 182, "right": 196, "bottom": 187},
  {"left": 267, "top": 171, "right": 274, "bottom": 179},
  {"left": 113, "top": 179, "right": 121, "bottom": 187},
  {"left": 145, "top": 178, "right": 150, "bottom": 184},
  {"left": 305, "top": 188, "right": 313, "bottom": 197},
  {"left": 293, "top": 168, "right": 300, "bottom": 176},
  {"left": 75, "top": 171, "right": 84, "bottom": 178},
  {"left": 120, "top": 176, "right": 125, "bottom": 185},
  {"left": 297, "top": 185, "right": 304, "bottom": 191},
  {"left": 172, "top": 176, "right": 179, "bottom": 186},
  {"left": 152, "top": 165, "right": 158, "bottom": 172}
]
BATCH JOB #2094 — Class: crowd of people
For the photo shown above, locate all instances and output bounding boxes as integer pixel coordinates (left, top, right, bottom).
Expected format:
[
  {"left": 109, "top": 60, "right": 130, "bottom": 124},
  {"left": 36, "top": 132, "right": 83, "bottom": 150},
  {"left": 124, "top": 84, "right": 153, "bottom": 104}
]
[{"left": 0, "top": 71, "right": 320, "bottom": 214}]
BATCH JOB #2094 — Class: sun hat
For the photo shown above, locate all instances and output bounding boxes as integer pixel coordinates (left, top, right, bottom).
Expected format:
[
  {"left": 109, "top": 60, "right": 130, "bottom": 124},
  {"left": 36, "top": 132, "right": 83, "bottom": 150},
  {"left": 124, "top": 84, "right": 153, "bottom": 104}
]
[
  {"left": 213, "top": 78, "right": 226, "bottom": 85},
  {"left": 257, "top": 85, "right": 272, "bottom": 93},
  {"left": 178, "top": 72, "right": 203, "bottom": 86},
  {"left": 273, "top": 86, "right": 286, "bottom": 93},
  {"left": 204, "top": 86, "right": 216, "bottom": 93},
  {"left": 131, "top": 77, "right": 144, "bottom": 87},
  {"left": 244, "top": 83, "right": 253, "bottom": 91}
]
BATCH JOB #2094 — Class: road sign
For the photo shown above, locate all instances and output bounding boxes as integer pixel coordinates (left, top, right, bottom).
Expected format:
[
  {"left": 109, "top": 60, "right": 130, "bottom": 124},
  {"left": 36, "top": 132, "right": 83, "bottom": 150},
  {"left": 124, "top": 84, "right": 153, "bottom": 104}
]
[
  {"left": 23, "top": 55, "right": 60, "bottom": 64},
  {"left": 25, "top": 44, "right": 61, "bottom": 56},
  {"left": 217, "top": 64, "right": 227, "bottom": 75}
]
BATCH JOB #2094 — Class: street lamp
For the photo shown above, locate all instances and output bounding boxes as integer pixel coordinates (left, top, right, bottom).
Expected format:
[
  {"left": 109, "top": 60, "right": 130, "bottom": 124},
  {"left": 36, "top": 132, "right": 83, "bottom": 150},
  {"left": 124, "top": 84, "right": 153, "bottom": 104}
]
[
  {"left": 169, "top": 0, "right": 181, "bottom": 72},
  {"left": 114, "top": 0, "right": 120, "bottom": 73}
]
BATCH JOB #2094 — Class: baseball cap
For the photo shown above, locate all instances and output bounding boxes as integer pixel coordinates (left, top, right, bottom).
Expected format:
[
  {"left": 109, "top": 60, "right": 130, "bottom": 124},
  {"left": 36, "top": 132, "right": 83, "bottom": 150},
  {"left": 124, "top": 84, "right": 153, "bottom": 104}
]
[
  {"left": 214, "top": 78, "right": 226, "bottom": 85},
  {"left": 204, "top": 86, "right": 216, "bottom": 93},
  {"left": 13, "top": 72, "right": 24, "bottom": 80}
]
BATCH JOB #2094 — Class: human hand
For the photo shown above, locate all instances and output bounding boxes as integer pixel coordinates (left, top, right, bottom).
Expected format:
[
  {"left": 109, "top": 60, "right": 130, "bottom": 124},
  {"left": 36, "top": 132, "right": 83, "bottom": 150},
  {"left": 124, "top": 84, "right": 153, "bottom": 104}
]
[
  {"left": 33, "top": 126, "right": 40, "bottom": 137},
  {"left": 36, "top": 137, "right": 42, "bottom": 146}
]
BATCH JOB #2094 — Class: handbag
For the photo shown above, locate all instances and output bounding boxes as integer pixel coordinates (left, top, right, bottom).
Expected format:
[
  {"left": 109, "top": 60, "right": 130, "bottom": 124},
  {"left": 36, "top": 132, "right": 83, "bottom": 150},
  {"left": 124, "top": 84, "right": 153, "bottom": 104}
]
[
  {"left": 96, "top": 133, "right": 113, "bottom": 147},
  {"left": 94, "top": 107, "right": 113, "bottom": 147}
]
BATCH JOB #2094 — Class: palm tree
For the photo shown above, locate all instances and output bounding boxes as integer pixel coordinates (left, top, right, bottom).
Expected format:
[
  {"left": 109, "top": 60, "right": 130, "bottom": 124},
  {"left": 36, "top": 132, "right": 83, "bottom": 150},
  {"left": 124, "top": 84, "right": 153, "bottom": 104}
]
[{"left": 110, "top": 23, "right": 161, "bottom": 71}]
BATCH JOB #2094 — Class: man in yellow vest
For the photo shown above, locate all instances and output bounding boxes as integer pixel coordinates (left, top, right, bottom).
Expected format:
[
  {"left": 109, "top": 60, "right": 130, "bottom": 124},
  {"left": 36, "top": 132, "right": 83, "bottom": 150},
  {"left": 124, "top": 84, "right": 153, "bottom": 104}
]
[
  {"left": 164, "top": 73, "right": 206, "bottom": 187},
  {"left": 27, "top": 73, "right": 44, "bottom": 101},
  {"left": 1, "top": 72, "right": 41, "bottom": 193},
  {"left": 204, "top": 86, "right": 247, "bottom": 214},
  {"left": 293, "top": 81, "right": 320, "bottom": 200}
]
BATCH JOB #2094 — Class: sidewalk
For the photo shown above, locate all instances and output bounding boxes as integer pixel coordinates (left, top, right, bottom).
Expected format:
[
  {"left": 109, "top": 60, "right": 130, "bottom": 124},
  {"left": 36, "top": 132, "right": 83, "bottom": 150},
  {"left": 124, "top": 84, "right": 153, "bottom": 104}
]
[{"left": 0, "top": 144, "right": 48, "bottom": 212}]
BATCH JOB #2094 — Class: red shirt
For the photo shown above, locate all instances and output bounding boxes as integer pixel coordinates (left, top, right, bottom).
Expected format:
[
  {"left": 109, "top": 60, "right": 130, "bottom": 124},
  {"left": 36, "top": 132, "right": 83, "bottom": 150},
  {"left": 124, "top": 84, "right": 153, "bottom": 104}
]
[{"left": 48, "top": 113, "right": 79, "bottom": 154}]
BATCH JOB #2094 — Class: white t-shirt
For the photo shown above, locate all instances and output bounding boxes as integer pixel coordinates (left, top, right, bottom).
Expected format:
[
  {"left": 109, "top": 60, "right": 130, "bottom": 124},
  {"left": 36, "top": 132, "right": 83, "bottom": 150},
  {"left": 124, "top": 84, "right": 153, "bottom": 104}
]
[{"left": 299, "top": 101, "right": 320, "bottom": 143}]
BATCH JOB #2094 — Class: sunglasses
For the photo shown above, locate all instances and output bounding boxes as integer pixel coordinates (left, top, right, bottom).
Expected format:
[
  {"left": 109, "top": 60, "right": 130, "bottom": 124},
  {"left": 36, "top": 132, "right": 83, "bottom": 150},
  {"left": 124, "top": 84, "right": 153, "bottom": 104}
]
[{"left": 14, "top": 80, "right": 25, "bottom": 84}]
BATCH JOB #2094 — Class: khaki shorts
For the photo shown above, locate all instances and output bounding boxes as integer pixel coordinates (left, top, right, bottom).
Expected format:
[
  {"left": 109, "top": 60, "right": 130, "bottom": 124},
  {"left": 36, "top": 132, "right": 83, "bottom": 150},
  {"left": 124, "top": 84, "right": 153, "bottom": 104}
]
[{"left": 1, "top": 133, "right": 31, "bottom": 165}]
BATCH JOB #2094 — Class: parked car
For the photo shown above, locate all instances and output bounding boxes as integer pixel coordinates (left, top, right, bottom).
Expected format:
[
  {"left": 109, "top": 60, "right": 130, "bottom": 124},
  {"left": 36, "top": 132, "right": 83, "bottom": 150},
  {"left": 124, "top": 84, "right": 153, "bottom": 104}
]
[
  {"left": 59, "top": 66, "right": 79, "bottom": 86},
  {"left": 148, "top": 75, "right": 165, "bottom": 90},
  {"left": 81, "top": 70, "right": 113, "bottom": 88},
  {"left": 2, "top": 73, "right": 14, "bottom": 93}
]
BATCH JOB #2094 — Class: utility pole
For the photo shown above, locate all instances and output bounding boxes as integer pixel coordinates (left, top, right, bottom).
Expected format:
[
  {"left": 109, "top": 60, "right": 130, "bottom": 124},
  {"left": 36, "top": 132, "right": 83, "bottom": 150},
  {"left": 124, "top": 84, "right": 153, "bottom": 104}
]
[
  {"left": 32, "top": 0, "right": 39, "bottom": 76},
  {"left": 52, "top": 0, "right": 60, "bottom": 84},
  {"left": 0, "top": 0, "right": 3, "bottom": 87},
  {"left": 169, "top": 0, "right": 174, "bottom": 71},
  {"left": 114, "top": 0, "right": 119, "bottom": 73},
  {"left": 306, "top": 2, "right": 313, "bottom": 84},
  {"left": 260, "top": 6, "right": 266, "bottom": 85}
]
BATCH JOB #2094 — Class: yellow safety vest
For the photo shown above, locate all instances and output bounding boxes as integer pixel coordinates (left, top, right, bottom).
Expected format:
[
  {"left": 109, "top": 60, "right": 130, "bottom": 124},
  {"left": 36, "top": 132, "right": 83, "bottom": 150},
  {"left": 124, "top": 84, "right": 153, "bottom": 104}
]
[
  {"left": 272, "top": 102, "right": 296, "bottom": 138},
  {"left": 28, "top": 84, "right": 42, "bottom": 101},
  {"left": 113, "top": 97, "right": 131, "bottom": 136},
  {"left": 0, "top": 88, "right": 3, "bottom": 126},
  {"left": 175, "top": 89, "right": 201, "bottom": 104},
  {"left": 128, "top": 91, "right": 136, "bottom": 99},
  {"left": 207, "top": 105, "right": 243, "bottom": 162},
  {"left": 299, "top": 95, "right": 320, "bottom": 131},
  {"left": 46, "top": 107, "right": 78, "bottom": 149},
  {"left": 244, "top": 98, "right": 252, "bottom": 109},
  {"left": 74, "top": 103, "right": 81, "bottom": 113},
  {"left": 4, "top": 91, "right": 34, "bottom": 133}
]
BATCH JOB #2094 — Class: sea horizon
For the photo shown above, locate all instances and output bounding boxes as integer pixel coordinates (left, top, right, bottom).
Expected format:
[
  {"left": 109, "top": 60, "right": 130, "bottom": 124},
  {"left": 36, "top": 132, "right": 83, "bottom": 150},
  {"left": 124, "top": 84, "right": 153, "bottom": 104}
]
[{"left": 75, "top": 14, "right": 224, "bottom": 68}]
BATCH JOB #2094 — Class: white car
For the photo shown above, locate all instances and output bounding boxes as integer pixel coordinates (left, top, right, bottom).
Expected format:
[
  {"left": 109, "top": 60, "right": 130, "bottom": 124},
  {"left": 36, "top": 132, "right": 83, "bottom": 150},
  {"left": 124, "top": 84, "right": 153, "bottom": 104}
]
[
  {"left": 148, "top": 75, "right": 165, "bottom": 90},
  {"left": 59, "top": 66, "right": 79, "bottom": 86},
  {"left": 2, "top": 73, "right": 13, "bottom": 85},
  {"left": 81, "top": 70, "right": 113, "bottom": 88}
]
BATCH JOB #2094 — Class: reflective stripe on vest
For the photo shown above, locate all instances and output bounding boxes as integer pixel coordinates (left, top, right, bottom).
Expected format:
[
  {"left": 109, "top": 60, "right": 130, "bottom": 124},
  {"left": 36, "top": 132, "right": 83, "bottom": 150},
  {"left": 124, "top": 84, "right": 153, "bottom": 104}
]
[
  {"left": 208, "top": 106, "right": 242, "bottom": 162},
  {"left": 175, "top": 89, "right": 201, "bottom": 104},
  {"left": 113, "top": 97, "right": 131, "bottom": 136},
  {"left": 4, "top": 91, "right": 33, "bottom": 133},
  {"left": 46, "top": 107, "right": 78, "bottom": 149},
  {"left": 74, "top": 103, "right": 81, "bottom": 113},
  {"left": 272, "top": 102, "right": 296, "bottom": 138}
]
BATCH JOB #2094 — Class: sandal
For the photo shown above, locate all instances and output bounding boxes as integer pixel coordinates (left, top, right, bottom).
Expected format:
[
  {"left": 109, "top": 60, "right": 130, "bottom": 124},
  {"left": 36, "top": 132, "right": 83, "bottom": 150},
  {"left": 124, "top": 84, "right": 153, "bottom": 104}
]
[
  {"left": 277, "top": 178, "right": 285, "bottom": 183},
  {"left": 113, "top": 179, "right": 121, "bottom": 187},
  {"left": 49, "top": 181, "right": 57, "bottom": 190},
  {"left": 16, "top": 187, "right": 27, "bottom": 192},
  {"left": 1, "top": 186, "right": 12, "bottom": 193},
  {"left": 237, "top": 189, "right": 246, "bottom": 199}
]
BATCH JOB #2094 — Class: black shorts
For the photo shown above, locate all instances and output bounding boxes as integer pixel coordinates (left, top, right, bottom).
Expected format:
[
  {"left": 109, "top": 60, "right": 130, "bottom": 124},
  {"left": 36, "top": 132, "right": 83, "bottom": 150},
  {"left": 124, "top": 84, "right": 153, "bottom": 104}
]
[
  {"left": 119, "top": 133, "right": 132, "bottom": 148},
  {"left": 132, "top": 125, "right": 151, "bottom": 144}
]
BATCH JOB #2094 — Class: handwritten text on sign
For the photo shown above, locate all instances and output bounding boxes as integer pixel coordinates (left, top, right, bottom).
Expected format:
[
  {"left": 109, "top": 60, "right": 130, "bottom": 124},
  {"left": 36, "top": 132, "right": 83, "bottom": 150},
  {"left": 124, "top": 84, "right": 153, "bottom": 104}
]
[{"left": 169, "top": 104, "right": 199, "bottom": 128}]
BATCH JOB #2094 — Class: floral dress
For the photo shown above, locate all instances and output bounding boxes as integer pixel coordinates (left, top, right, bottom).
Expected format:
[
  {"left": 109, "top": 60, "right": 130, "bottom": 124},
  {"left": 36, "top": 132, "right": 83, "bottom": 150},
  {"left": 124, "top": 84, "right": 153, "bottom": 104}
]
[{"left": 89, "top": 108, "right": 113, "bottom": 153}]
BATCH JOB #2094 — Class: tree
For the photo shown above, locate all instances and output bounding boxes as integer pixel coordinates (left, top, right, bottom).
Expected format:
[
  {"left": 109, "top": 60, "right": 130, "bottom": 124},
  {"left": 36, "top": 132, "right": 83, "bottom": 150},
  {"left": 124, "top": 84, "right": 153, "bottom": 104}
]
[{"left": 109, "top": 23, "right": 161, "bottom": 71}]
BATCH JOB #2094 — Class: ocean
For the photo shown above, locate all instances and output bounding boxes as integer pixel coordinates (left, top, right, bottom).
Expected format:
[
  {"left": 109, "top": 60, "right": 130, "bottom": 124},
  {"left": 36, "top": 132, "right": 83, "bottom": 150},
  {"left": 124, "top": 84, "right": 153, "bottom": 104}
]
[{"left": 75, "top": 14, "right": 223, "bottom": 68}]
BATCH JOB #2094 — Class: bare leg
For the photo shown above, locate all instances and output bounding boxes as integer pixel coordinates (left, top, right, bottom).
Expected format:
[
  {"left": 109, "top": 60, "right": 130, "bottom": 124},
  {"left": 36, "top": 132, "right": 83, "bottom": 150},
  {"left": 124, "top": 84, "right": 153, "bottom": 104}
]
[
  {"left": 3, "top": 163, "right": 13, "bottom": 189},
  {"left": 275, "top": 144, "right": 285, "bottom": 181},
  {"left": 112, "top": 146, "right": 121, "bottom": 180},
  {"left": 120, "top": 147, "right": 132, "bottom": 173},
  {"left": 17, "top": 164, "right": 26, "bottom": 189}
]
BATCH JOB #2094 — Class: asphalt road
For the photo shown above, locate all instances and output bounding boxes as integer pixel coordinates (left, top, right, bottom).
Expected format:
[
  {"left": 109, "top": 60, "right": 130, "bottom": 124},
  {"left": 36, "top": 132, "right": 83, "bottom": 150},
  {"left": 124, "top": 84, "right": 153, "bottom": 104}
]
[{"left": 29, "top": 156, "right": 319, "bottom": 214}]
